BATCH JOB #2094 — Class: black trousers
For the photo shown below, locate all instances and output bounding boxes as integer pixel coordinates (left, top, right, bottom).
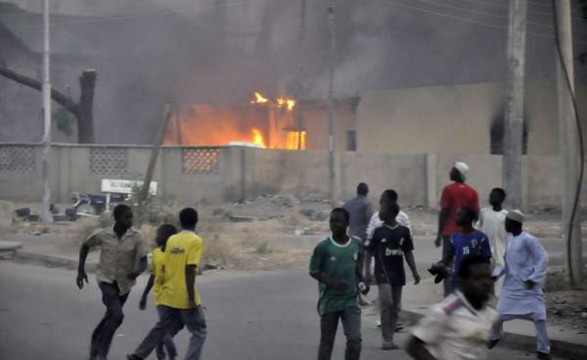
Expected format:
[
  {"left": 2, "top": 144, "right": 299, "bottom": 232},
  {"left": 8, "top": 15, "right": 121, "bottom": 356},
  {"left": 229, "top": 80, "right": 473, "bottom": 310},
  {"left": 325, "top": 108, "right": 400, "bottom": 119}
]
[{"left": 90, "top": 282, "right": 129, "bottom": 358}]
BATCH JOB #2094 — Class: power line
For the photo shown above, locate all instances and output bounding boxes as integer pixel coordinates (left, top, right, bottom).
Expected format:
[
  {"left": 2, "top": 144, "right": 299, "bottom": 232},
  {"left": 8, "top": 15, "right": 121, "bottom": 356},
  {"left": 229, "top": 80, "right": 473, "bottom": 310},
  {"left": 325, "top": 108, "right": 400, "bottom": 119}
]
[
  {"left": 408, "top": 0, "right": 585, "bottom": 31},
  {"left": 379, "top": 0, "right": 587, "bottom": 45}
]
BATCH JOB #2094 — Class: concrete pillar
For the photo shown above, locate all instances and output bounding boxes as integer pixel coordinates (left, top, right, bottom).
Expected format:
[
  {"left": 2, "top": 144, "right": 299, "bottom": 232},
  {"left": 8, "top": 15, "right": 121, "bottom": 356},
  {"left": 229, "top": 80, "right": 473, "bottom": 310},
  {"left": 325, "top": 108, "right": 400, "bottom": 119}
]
[{"left": 426, "top": 153, "right": 438, "bottom": 209}]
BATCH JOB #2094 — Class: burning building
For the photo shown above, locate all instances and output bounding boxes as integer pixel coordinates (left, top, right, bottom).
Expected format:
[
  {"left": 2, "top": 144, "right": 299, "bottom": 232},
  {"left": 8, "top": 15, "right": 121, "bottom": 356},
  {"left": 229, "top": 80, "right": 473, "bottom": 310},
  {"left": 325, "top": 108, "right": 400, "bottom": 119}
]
[{"left": 165, "top": 91, "right": 307, "bottom": 150}]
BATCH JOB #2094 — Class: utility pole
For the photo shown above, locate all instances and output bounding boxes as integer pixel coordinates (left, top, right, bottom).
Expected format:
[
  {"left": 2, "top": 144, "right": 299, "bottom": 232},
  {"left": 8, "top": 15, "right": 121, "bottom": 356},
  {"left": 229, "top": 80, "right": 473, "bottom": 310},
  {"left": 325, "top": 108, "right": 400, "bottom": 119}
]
[
  {"left": 327, "top": 3, "right": 336, "bottom": 205},
  {"left": 139, "top": 102, "right": 173, "bottom": 204},
  {"left": 41, "top": 0, "right": 52, "bottom": 223},
  {"left": 556, "top": 0, "right": 583, "bottom": 285},
  {"left": 502, "top": 0, "right": 528, "bottom": 210}
]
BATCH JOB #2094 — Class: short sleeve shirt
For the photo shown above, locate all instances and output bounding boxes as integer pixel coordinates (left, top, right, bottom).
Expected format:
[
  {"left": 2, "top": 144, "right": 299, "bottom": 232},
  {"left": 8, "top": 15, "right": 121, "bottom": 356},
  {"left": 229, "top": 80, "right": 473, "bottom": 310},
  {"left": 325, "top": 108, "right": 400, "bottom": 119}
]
[
  {"left": 151, "top": 248, "right": 165, "bottom": 304},
  {"left": 158, "top": 231, "right": 204, "bottom": 309},
  {"left": 448, "top": 230, "right": 492, "bottom": 276},
  {"left": 343, "top": 196, "right": 374, "bottom": 241},
  {"left": 440, "top": 183, "right": 479, "bottom": 236},
  {"left": 412, "top": 291, "right": 498, "bottom": 360},
  {"left": 366, "top": 224, "right": 413, "bottom": 286},
  {"left": 309, "top": 236, "right": 362, "bottom": 316},
  {"left": 83, "top": 227, "right": 149, "bottom": 295}
]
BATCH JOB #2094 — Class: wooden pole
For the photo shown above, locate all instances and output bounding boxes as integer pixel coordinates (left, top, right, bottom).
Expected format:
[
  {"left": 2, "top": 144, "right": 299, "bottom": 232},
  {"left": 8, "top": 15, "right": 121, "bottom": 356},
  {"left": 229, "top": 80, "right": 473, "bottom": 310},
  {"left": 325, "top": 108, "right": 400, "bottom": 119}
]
[{"left": 139, "top": 102, "right": 173, "bottom": 204}]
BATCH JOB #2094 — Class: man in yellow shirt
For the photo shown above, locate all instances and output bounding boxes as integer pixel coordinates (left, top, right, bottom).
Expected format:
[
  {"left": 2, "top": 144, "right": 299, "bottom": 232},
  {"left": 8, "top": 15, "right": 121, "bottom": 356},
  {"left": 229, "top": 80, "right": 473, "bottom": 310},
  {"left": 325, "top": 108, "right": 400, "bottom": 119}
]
[
  {"left": 128, "top": 208, "right": 206, "bottom": 360},
  {"left": 138, "top": 224, "right": 180, "bottom": 360}
]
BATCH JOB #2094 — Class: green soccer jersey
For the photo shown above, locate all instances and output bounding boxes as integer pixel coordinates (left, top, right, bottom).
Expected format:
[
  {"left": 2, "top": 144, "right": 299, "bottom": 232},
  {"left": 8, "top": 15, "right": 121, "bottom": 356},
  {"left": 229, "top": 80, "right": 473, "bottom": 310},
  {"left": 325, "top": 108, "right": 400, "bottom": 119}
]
[{"left": 309, "top": 236, "right": 362, "bottom": 316}]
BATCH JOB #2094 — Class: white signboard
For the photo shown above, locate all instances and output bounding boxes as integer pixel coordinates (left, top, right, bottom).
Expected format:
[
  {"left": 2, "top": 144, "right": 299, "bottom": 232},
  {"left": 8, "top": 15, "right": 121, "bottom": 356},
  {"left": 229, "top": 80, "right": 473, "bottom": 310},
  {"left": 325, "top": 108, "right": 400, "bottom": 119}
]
[{"left": 101, "top": 179, "right": 158, "bottom": 195}]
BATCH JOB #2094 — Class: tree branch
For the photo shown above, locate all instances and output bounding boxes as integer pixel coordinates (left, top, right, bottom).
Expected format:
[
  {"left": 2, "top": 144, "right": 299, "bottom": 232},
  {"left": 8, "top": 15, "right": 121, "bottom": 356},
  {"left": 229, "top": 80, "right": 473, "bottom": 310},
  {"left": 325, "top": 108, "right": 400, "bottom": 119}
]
[{"left": 0, "top": 65, "right": 79, "bottom": 115}]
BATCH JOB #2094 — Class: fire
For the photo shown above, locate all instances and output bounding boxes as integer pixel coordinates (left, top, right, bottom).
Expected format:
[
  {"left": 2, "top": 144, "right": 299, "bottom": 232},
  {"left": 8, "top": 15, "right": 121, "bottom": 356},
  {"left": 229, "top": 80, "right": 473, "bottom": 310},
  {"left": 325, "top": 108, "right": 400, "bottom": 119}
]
[
  {"left": 285, "top": 131, "right": 306, "bottom": 150},
  {"left": 164, "top": 93, "right": 303, "bottom": 151},
  {"left": 252, "top": 92, "right": 296, "bottom": 112},
  {"left": 251, "top": 92, "right": 269, "bottom": 104},
  {"left": 251, "top": 128, "right": 266, "bottom": 148}
]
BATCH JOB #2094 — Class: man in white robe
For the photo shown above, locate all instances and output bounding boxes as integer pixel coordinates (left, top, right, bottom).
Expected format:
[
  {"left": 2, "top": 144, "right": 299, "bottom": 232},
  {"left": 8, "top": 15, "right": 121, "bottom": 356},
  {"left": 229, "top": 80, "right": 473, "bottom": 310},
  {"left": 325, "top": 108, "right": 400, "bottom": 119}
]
[{"left": 489, "top": 210, "right": 551, "bottom": 360}]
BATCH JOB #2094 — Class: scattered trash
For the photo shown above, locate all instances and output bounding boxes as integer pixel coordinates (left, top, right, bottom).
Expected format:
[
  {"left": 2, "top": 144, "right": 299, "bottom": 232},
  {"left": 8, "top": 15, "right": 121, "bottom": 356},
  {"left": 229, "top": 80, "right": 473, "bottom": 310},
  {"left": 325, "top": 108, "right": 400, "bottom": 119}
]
[
  {"left": 229, "top": 214, "right": 257, "bottom": 222},
  {"left": 15, "top": 208, "right": 31, "bottom": 218}
]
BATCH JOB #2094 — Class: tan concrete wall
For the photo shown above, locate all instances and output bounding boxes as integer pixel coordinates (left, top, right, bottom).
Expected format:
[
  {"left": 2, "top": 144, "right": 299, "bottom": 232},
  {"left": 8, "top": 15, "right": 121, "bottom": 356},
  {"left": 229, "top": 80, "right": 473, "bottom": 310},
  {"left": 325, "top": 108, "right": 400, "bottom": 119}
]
[
  {"left": 356, "top": 82, "right": 587, "bottom": 156},
  {"left": 338, "top": 152, "right": 427, "bottom": 206},
  {"left": 0, "top": 144, "right": 585, "bottom": 209},
  {"left": 356, "top": 83, "right": 502, "bottom": 154},
  {"left": 302, "top": 101, "right": 356, "bottom": 151}
]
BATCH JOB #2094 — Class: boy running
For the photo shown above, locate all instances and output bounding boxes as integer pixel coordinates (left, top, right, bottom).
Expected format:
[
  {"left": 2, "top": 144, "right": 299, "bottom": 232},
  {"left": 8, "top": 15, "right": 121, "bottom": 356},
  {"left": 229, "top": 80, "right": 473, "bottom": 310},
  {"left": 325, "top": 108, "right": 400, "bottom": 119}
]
[
  {"left": 309, "top": 208, "right": 369, "bottom": 360},
  {"left": 138, "top": 224, "right": 181, "bottom": 360},
  {"left": 445, "top": 207, "right": 492, "bottom": 293},
  {"left": 366, "top": 202, "right": 420, "bottom": 350},
  {"left": 406, "top": 255, "right": 497, "bottom": 360},
  {"left": 128, "top": 208, "right": 207, "bottom": 360}
]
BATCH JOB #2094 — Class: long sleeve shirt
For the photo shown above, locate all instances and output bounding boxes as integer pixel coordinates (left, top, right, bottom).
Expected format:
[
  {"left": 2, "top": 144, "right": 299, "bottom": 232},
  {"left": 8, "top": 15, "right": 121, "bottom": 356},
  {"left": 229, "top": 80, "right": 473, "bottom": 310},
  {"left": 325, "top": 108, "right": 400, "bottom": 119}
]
[{"left": 495, "top": 231, "right": 549, "bottom": 319}]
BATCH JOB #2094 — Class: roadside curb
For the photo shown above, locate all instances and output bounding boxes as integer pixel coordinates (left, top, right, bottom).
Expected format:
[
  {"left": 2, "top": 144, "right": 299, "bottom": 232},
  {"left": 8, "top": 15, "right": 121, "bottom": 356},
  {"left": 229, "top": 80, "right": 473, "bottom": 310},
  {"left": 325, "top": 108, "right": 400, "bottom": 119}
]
[
  {"left": 401, "top": 309, "right": 587, "bottom": 360},
  {"left": 12, "top": 251, "right": 98, "bottom": 273}
]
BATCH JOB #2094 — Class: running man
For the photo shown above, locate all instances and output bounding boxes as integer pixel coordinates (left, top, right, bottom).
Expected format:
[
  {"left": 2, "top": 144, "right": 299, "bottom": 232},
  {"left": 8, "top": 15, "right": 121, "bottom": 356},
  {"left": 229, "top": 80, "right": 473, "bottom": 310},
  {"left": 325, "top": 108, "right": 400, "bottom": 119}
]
[
  {"left": 435, "top": 162, "right": 479, "bottom": 296},
  {"left": 489, "top": 210, "right": 551, "bottom": 360},
  {"left": 445, "top": 207, "right": 492, "bottom": 293},
  {"left": 406, "top": 255, "right": 497, "bottom": 360},
  {"left": 138, "top": 224, "right": 181, "bottom": 360},
  {"left": 76, "top": 204, "right": 149, "bottom": 360},
  {"left": 365, "top": 201, "right": 420, "bottom": 350},
  {"left": 309, "top": 208, "right": 369, "bottom": 360},
  {"left": 128, "top": 208, "right": 207, "bottom": 360}
]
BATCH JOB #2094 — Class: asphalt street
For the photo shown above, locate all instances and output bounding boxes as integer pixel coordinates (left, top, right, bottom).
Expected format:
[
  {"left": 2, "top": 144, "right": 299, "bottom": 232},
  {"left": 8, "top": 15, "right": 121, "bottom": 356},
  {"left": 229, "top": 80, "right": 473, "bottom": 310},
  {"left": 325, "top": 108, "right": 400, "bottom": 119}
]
[{"left": 0, "top": 261, "right": 561, "bottom": 360}]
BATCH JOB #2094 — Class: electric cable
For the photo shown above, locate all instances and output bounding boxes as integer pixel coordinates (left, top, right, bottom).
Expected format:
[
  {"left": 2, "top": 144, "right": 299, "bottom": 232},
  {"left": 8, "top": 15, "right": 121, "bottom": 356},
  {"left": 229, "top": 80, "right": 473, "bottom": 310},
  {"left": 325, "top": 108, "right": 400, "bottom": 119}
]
[{"left": 551, "top": 0, "right": 585, "bottom": 284}]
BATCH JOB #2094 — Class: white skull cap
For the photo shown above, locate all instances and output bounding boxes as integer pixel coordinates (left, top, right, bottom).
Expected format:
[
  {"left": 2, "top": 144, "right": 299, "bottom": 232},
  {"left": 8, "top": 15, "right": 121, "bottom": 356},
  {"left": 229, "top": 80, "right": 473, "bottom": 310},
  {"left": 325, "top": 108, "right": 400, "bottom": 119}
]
[
  {"left": 453, "top": 161, "right": 469, "bottom": 174},
  {"left": 506, "top": 209, "right": 525, "bottom": 223}
]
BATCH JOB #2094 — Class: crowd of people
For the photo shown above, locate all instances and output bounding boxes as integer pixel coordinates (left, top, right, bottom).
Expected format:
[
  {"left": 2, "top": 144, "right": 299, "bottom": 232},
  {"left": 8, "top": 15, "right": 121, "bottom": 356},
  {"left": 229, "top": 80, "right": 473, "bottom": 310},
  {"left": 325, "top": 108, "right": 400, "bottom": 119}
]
[
  {"left": 76, "top": 162, "right": 552, "bottom": 360},
  {"left": 316, "top": 161, "right": 551, "bottom": 360}
]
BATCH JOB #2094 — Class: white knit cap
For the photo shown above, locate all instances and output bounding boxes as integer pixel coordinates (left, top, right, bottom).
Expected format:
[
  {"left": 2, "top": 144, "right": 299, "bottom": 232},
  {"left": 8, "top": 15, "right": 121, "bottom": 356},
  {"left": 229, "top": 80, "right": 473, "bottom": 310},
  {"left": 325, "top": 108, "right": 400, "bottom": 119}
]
[
  {"left": 506, "top": 210, "right": 525, "bottom": 223},
  {"left": 453, "top": 161, "right": 470, "bottom": 175}
]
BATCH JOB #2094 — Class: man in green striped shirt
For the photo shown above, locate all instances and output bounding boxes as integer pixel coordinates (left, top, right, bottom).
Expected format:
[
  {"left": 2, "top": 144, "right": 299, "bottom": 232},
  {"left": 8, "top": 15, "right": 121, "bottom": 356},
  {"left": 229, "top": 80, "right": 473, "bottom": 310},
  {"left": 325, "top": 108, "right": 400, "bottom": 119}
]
[{"left": 310, "top": 208, "right": 370, "bottom": 360}]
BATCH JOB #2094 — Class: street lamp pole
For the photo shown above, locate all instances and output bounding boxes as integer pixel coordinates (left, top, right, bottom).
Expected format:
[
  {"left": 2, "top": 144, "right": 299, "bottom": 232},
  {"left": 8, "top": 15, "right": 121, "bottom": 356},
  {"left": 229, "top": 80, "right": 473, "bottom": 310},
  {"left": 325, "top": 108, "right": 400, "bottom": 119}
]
[{"left": 41, "top": 0, "right": 52, "bottom": 223}]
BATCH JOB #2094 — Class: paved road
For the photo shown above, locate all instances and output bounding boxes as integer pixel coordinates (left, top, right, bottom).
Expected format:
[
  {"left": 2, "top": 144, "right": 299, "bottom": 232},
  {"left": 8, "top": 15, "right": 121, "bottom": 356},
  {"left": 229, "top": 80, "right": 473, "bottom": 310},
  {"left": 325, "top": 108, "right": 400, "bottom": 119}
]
[{"left": 0, "top": 261, "right": 559, "bottom": 360}]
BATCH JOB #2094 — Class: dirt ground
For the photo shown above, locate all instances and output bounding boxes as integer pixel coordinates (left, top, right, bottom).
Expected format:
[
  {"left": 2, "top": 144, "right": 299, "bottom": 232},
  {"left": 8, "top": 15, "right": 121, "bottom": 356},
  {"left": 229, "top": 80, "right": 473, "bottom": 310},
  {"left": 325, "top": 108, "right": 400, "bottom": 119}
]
[{"left": 2, "top": 194, "right": 584, "bottom": 270}]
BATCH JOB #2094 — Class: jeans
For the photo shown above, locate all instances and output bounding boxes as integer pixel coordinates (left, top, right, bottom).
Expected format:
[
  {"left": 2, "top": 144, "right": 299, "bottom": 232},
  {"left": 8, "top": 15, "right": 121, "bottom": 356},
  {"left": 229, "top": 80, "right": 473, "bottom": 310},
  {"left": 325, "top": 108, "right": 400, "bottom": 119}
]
[
  {"left": 155, "top": 305, "right": 181, "bottom": 359},
  {"left": 90, "top": 282, "right": 129, "bottom": 358},
  {"left": 378, "top": 284, "right": 403, "bottom": 346},
  {"left": 134, "top": 305, "right": 207, "bottom": 360},
  {"left": 442, "top": 235, "right": 454, "bottom": 296},
  {"left": 318, "top": 306, "right": 361, "bottom": 360},
  {"left": 490, "top": 314, "right": 550, "bottom": 354}
]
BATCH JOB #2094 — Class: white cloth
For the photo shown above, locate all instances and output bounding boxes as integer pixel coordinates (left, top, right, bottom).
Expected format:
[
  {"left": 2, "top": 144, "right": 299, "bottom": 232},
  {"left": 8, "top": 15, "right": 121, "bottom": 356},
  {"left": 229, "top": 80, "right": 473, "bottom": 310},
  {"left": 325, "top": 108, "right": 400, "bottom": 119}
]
[
  {"left": 494, "top": 231, "right": 549, "bottom": 320},
  {"left": 366, "top": 210, "right": 411, "bottom": 240},
  {"left": 453, "top": 162, "right": 470, "bottom": 174},
  {"left": 477, "top": 207, "right": 508, "bottom": 267},
  {"left": 412, "top": 291, "right": 497, "bottom": 360}
]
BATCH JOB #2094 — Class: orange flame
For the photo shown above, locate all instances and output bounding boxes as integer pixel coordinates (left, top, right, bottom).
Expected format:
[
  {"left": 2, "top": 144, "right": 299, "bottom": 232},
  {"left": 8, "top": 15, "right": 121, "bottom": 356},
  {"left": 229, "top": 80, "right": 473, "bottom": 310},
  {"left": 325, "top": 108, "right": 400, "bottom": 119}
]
[
  {"left": 252, "top": 128, "right": 266, "bottom": 148},
  {"left": 286, "top": 99, "right": 296, "bottom": 111},
  {"left": 251, "top": 92, "right": 269, "bottom": 104}
]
